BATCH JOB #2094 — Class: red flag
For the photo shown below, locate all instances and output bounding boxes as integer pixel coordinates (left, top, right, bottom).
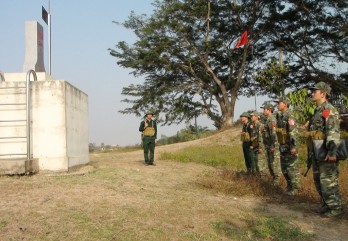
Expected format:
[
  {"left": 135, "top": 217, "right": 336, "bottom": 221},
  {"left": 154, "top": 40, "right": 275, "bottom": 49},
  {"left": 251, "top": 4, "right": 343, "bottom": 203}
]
[{"left": 233, "top": 30, "right": 248, "bottom": 49}]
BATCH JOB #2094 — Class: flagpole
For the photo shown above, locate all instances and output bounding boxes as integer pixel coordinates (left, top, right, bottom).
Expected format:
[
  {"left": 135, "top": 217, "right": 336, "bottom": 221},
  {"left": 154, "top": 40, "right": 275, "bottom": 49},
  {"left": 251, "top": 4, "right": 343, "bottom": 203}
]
[
  {"left": 252, "top": 44, "right": 257, "bottom": 111},
  {"left": 48, "top": 0, "right": 51, "bottom": 76}
]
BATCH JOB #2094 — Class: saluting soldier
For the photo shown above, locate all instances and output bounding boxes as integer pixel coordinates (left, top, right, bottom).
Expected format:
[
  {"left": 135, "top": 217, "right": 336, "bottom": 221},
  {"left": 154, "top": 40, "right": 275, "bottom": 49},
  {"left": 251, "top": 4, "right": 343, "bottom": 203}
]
[
  {"left": 261, "top": 102, "right": 281, "bottom": 184},
  {"left": 308, "top": 82, "right": 342, "bottom": 217},
  {"left": 275, "top": 97, "right": 300, "bottom": 195},
  {"left": 240, "top": 112, "right": 255, "bottom": 173},
  {"left": 139, "top": 110, "right": 158, "bottom": 166}
]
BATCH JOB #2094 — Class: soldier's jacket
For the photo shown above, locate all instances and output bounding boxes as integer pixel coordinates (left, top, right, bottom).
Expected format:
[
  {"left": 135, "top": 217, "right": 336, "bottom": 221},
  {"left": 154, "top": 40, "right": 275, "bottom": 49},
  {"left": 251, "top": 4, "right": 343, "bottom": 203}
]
[
  {"left": 241, "top": 121, "right": 252, "bottom": 142},
  {"left": 262, "top": 115, "right": 278, "bottom": 148},
  {"left": 276, "top": 110, "right": 298, "bottom": 150},
  {"left": 309, "top": 101, "right": 340, "bottom": 156},
  {"left": 250, "top": 120, "right": 264, "bottom": 149}
]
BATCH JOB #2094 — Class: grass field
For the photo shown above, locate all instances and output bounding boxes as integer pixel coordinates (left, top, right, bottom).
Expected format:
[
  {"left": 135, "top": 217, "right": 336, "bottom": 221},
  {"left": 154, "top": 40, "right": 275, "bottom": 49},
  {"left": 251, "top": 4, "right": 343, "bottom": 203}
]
[
  {"left": 158, "top": 135, "right": 348, "bottom": 213},
  {"left": 0, "top": 128, "right": 347, "bottom": 241}
]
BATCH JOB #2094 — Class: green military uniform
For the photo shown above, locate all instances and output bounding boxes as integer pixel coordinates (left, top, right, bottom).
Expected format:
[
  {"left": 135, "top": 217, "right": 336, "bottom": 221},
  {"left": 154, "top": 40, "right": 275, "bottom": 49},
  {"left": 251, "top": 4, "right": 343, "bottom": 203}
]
[
  {"left": 249, "top": 111, "right": 264, "bottom": 173},
  {"left": 139, "top": 111, "right": 157, "bottom": 165},
  {"left": 240, "top": 112, "right": 255, "bottom": 173},
  {"left": 275, "top": 97, "right": 300, "bottom": 195},
  {"left": 261, "top": 102, "right": 281, "bottom": 183},
  {"left": 258, "top": 112, "right": 268, "bottom": 176},
  {"left": 308, "top": 82, "right": 342, "bottom": 217}
]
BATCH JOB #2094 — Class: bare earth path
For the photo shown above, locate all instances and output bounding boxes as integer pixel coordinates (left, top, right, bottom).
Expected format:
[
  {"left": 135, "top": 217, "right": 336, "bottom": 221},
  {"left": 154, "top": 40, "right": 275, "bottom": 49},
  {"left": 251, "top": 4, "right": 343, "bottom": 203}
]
[{"left": 0, "top": 129, "right": 347, "bottom": 240}]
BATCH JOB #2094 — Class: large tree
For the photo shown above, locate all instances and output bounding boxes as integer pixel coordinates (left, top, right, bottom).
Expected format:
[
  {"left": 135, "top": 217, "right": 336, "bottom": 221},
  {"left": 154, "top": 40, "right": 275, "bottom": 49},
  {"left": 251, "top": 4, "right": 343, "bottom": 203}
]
[
  {"left": 109, "top": 0, "right": 347, "bottom": 128},
  {"left": 252, "top": 0, "right": 348, "bottom": 98}
]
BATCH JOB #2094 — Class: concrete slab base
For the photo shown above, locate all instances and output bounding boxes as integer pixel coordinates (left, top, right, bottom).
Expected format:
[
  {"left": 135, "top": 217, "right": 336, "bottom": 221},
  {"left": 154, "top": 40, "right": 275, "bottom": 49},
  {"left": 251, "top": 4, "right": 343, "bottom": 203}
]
[{"left": 0, "top": 158, "right": 39, "bottom": 175}]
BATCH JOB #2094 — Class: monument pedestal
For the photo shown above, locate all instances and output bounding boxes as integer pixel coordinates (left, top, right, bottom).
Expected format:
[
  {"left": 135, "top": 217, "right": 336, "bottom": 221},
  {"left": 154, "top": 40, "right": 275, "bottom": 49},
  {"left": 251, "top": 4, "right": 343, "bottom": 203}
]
[
  {"left": 0, "top": 21, "right": 89, "bottom": 173},
  {"left": 0, "top": 74, "right": 89, "bottom": 172},
  {"left": 31, "top": 79, "right": 89, "bottom": 171}
]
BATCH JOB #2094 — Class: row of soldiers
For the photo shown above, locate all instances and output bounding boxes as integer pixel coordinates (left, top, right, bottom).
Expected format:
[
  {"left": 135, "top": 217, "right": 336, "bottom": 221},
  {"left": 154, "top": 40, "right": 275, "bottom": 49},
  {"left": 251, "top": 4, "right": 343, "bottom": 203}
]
[{"left": 240, "top": 81, "right": 344, "bottom": 218}]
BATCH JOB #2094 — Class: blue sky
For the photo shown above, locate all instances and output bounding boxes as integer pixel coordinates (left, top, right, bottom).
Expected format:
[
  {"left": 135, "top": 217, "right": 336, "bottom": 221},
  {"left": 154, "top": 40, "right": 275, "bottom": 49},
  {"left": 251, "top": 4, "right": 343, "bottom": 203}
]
[{"left": 0, "top": 0, "right": 264, "bottom": 146}]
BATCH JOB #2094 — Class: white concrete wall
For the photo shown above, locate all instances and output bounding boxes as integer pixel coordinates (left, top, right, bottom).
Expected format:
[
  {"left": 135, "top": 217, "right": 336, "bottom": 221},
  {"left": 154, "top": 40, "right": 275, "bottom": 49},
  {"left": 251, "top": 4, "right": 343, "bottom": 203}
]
[
  {"left": 65, "top": 82, "right": 89, "bottom": 168},
  {"left": 31, "top": 81, "right": 68, "bottom": 170},
  {"left": 31, "top": 80, "right": 89, "bottom": 171},
  {"left": 0, "top": 75, "right": 89, "bottom": 172}
]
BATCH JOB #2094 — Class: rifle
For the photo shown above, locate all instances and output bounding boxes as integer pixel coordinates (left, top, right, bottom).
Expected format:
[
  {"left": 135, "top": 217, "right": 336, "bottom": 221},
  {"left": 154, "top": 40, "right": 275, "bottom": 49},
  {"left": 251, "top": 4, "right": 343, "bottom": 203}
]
[
  {"left": 304, "top": 152, "right": 313, "bottom": 177},
  {"left": 304, "top": 159, "right": 311, "bottom": 177},
  {"left": 140, "top": 117, "right": 147, "bottom": 146}
]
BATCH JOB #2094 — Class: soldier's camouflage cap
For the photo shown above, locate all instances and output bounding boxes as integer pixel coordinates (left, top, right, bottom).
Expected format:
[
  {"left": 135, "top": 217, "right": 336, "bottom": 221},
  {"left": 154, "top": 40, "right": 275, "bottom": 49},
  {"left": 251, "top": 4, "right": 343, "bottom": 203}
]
[
  {"left": 145, "top": 110, "right": 154, "bottom": 115},
  {"left": 249, "top": 111, "right": 260, "bottom": 117},
  {"left": 240, "top": 112, "right": 250, "bottom": 118},
  {"left": 308, "top": 81, "right": 331, "bottom": 95},
  {"left": 274, "top": 96, "right": 291, "bottom": 106},
  {"left": 144, "top": 110, "right": 154, "bottom": 117},
  {"left": 260, "top": 101, "right": 274, "bottom": 110}
]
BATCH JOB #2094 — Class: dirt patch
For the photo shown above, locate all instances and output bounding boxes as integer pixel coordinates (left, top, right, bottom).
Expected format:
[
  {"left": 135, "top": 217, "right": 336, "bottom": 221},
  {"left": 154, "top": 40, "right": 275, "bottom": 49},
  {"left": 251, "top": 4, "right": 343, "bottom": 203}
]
[{"left": 0, "top": 129, "right": 347, "bottom": 240}]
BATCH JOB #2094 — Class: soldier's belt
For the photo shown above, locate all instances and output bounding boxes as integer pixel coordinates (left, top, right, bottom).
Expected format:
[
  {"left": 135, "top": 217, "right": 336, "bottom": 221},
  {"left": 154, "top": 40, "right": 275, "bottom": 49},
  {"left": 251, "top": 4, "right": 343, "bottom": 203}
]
[{"left": 302, "top": 130, "right": 325, "bottom": 140}]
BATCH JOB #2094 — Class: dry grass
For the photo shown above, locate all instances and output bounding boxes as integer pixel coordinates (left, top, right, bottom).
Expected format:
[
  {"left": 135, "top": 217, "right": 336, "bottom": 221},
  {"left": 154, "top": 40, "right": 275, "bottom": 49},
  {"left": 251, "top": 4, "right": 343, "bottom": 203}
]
[
  {"left": 195, "top": 157, "right": 348, "bottom": 220},
  {"left": 159, "top": 128, "right": 348, "bottom": 219},
  {"left": 0, "top": 128, "right": 347, "bottom": 241}
]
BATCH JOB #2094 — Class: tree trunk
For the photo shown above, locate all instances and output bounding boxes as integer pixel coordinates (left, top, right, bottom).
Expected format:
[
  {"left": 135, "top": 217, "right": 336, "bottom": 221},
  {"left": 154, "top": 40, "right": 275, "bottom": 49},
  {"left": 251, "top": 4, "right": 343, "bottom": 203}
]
[{"left": 219, "top": 94, "right": 236, "bottom": 129}]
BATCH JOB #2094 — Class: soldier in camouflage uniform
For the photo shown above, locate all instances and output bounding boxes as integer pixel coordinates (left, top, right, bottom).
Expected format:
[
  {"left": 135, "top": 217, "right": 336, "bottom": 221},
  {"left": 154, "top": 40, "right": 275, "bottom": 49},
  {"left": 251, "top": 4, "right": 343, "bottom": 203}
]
[
  {"left": 249, "top": 111, "right": 264, "bottom": 174},
  {"left": 275, "top": 97, "right": 300, "bottom": 195},
  {"left": 240, "top": 112, "right": 255, "bottom": 173},
  {"left": 139, "top": 110, "right": 158, "bottom": 166},
  {"left": 308, "top": 82, "right": 342, "bottom": 217},
  {"left": 261, "top": 102, "right": 281, "bottom": 183}
]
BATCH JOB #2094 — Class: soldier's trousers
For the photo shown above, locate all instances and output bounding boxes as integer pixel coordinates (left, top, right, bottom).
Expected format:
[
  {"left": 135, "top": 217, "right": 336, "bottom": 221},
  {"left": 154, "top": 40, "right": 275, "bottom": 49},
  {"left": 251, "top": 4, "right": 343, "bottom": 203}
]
[
  {"left": 280, "top": 150, "right": 300, "bottom": 191},
  {"left": 264, "top": 146, "right": 281, "bottom": 180},
  {"left": 312, "top": 158, "right": 342, "bottom": 210},
  {"left": 143, "top": 136, "right": 156, "bottom": 164},
  {"left": 242, "top": 142, "right": 254, "bottom": 172},
  {"left": 250, "top": 149, "right": 260, "bottom": 172},
  {"left": 257, "top": 149, "right": 267, "bottom": 176}
]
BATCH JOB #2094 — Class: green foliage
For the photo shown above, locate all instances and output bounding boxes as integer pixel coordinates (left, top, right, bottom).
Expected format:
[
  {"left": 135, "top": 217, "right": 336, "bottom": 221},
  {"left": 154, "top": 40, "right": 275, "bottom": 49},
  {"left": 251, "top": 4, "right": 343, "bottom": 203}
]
[
  {"left": 251, "top": 216, "right": 314, "bottom": 241},
  {"left": 254, "top": 57, "right": 289, "bottom": 97},
  {"left": 343, "top": 95, "right": 348, "bottom": 106},
  {"left": 89, "top": 143, "right": 97, "bottom": 153},
  {"left": 0, "top": 220, "right": 8, "bottom": 229},
  {"left": 287, "top": 89, "right": 316, "bottom": 124},
  {"left": 211, "top": 221, "right": 243, "bottom": 239},
  {"left": 158, "top": 125, "right": 214, "bottom": 145},
  {"left": 110, "top": 0, "right": 348, "bottom": 128},
  {"left": 159, "top": 145, "right": 245, "bottom": 168},
  {"left": 211, "top": 216, "right": 314, "bottom": 241}
]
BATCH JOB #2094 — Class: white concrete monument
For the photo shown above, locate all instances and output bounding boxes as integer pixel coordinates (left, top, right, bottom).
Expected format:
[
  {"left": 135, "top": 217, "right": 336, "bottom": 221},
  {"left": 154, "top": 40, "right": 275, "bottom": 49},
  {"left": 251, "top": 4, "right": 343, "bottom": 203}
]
[
  {"left": 0, "top": 20, "right": 89, "bottom": 174},
  {"left": 23, "top": 21, "right": 46, "bottom": 72}
]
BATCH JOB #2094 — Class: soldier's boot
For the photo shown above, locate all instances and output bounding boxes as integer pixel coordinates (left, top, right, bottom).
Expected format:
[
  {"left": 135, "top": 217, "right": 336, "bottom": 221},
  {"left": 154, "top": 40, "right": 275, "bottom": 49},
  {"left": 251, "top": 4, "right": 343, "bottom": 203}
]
[
  {"left": 258, "top": 170, "right": 266, "bottom": 177},
  {"left": 285, "top": 189, "right": 298, "bottom": 196},
  {"left": 322, "top": 208, "right": 343, "bottom": 218},
  {"left": 271, "top": 177, "right": 280, "bottom": 186},
  {"left": 316, "top": 204, "right": 329, "bottom": 214},
  {"left": 285, "top": 183, "right": 299, "bottom": 196}
]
